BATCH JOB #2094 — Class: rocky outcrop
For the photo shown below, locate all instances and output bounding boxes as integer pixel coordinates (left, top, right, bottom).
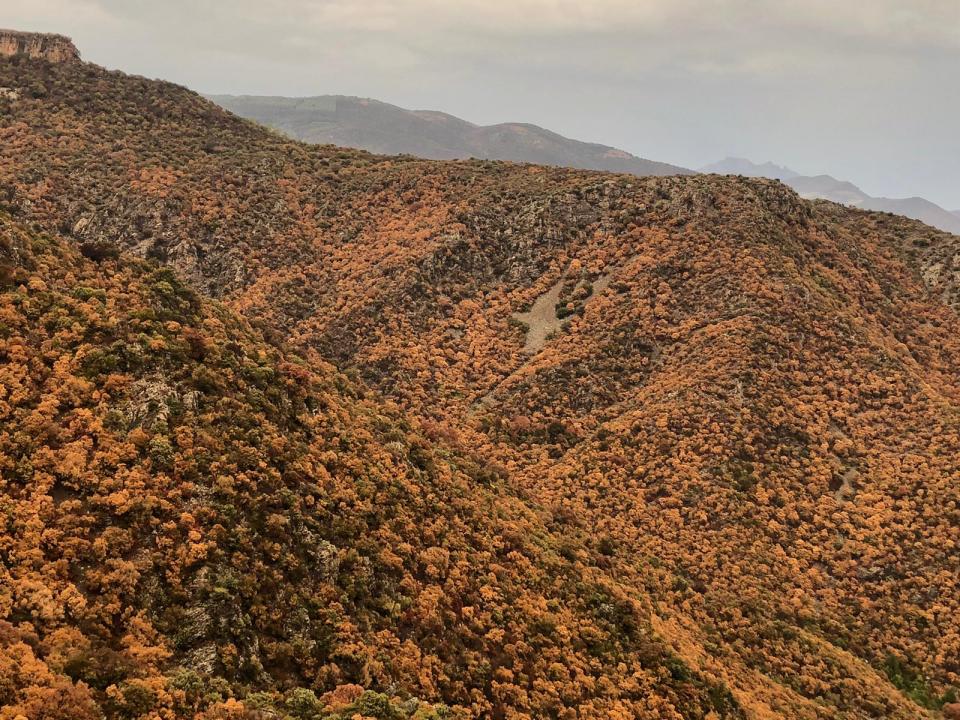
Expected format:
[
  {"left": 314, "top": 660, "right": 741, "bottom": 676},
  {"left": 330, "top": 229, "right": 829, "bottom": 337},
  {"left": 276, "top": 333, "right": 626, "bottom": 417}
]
[{"left": 0, "top": 29, "right": 80, "bottom": 63}]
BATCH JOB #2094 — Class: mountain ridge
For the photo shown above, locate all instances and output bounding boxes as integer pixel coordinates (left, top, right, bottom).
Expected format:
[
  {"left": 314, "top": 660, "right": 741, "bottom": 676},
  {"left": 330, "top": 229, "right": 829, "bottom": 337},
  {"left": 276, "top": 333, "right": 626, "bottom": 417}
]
[
  {"left": 0, "top": 170, "right": 738, "bottom": 720},
  {"left": 702, "top": 157, "right": 960, "bottom": 235},
  {"left": 699, "top": 157, "right": 798, "bottom": 181},
  {"left": 206, "top": 93, "right": 694, "bottom": 177},
  {"left": 209, "top": 98, "right": 958, "bottom": 236}
]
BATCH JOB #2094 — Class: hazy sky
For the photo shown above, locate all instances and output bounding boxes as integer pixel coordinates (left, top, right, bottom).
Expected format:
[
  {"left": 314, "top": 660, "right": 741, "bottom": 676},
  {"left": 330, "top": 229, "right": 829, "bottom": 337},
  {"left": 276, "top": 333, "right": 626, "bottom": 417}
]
[{"left": 5, "top": 0, "right": 959, "bottom": 207}]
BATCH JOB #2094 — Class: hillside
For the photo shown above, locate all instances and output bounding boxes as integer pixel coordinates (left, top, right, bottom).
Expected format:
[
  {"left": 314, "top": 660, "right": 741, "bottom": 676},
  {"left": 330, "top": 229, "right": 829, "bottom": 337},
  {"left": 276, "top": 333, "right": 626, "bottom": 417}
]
[
  {"left": 702, "top": 158, "right": 960, "bottom": 235},
  {"left": 0, "top": 209, "right": 749, "bottom": 719},
  {"left": 1, "top": 36, "right": 960, "bottom": 719},
  {"left": 207, "top": 94, "right": 692, "bottom": 177}
]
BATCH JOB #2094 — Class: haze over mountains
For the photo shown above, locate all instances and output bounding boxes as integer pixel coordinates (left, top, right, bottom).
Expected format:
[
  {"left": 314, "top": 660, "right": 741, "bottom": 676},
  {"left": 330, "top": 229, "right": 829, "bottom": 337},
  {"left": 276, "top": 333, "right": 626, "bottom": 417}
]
[
  {"left": 3, "top": 28, "right": 960, "bottom": 720},
  {"left": 210, "top": 95, "right": 958, "bottom": 236},
  {"left": 702, "top": 158, "right": 960, "bottom": 235},
  {"left": 208, "top": 94, "right": 693, "bottom": 177}
]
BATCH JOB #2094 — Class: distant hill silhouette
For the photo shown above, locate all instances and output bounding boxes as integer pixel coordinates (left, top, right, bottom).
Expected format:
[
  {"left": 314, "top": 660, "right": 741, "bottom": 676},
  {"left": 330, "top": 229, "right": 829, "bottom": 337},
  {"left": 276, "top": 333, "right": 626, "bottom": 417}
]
[
  {"left": 207, "top": 93, "right": 693, "bottom": 176},
  {"left": 210, "top": 99, "right": 956, "bottom": 236},
  {"left": 700, "top": 157, "right": 798, "bottom": 181},
  {"left": 703, "top": 157, "right": 960, "bottom": 235}
]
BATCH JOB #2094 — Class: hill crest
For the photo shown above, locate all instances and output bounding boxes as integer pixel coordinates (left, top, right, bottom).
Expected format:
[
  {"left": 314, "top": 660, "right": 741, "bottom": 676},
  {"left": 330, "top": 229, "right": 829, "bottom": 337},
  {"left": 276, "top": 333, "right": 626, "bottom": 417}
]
[
  {"left": 702, "top": 157, "right": 960, "bottom": 235},
  {"left": 207, "top": 93, "right": 693, "bottom": 177}
]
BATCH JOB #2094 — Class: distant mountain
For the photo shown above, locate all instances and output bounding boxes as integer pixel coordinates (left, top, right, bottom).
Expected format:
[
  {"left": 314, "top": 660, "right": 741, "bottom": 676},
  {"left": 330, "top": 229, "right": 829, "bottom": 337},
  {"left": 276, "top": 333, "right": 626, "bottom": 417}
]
[
  {"left": 855, "top": 196, "right": 960, "bottom": 236},
  {"left": 207, "top": 94, "right": 693, "bottom": 176},
  {"left": 702, "top": 157, "right": 960, "bottom": 235},
  {"left": 699, "top": 156, "right": 799, "bottom": 181}
]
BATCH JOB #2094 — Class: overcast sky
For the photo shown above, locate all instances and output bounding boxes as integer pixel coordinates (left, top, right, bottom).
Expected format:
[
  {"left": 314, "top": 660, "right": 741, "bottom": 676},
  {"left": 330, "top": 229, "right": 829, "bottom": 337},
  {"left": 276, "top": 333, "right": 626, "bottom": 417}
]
[{"left": 5, "top": 1, "right": 959, "bottom": 207}]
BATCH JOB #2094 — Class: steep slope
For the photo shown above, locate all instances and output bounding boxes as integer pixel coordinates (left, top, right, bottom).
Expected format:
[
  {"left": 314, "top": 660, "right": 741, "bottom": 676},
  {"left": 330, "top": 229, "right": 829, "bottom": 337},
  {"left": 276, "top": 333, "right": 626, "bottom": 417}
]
[
  {"left": 702, "top": 158, "right": 960, "bottom": 235},
  {"left": 0, "top": 211, "right": 751, "bottom": 719},
  {"left": 207, "top": 94, "right": 692, "bottom": 177},
  {"left": 1, "top": 40, "right": 959, "bottom": 719}
]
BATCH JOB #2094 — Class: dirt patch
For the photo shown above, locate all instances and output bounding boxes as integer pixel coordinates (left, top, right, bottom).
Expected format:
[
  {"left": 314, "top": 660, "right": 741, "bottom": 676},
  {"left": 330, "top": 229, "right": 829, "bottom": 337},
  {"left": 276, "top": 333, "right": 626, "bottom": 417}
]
[
  {"left": 833, "top": 467, "right": 858, "bottom": 502},
  {"left": 591, "top": 272, "right": 613, "bottom": 295},
  {"left": 512, "top": 269, "right": 618, "bottom": 354},
  {"left": 512, "top": 278, "right": 566, "bottom": 353}
]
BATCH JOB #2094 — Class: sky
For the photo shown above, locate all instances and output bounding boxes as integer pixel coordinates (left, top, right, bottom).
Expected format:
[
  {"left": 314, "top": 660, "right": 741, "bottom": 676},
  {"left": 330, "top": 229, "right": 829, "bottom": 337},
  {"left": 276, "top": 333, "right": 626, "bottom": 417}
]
[{"left": 5, "top": 0, "right": 959, "bottom": 208}]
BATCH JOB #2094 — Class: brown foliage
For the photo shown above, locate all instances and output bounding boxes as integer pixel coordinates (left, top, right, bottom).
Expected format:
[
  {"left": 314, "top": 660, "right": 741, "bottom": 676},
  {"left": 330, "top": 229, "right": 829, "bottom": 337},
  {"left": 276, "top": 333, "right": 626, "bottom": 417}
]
[{"left": 0, "top": 49, "right": 958, "bottom": 719}]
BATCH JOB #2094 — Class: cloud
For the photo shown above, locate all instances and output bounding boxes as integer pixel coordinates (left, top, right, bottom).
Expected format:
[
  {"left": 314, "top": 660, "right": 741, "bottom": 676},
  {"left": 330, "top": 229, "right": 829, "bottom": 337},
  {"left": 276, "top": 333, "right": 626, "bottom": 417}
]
[
  {"left": 18, "top": 0, "right": 953, "bottom": 80},
  {"left": 40, "top": 0, "right": 957, "bottom": 48},
  {"left": 3, "top": 0, "right": 121, "bottom": 31},
  {"left": 146, "top": 0, "right": 960, "bottom": 49},
  {"left": 227, "top": 0, "right": 960, "bottom": 46}
]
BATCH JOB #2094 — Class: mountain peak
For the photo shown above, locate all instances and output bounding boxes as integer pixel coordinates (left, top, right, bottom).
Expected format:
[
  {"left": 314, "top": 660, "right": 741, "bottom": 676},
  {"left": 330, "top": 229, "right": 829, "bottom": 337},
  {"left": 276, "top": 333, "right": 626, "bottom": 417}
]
[
  {"left": 207, "top": 93, "right": 694, "bottom": 176},
  {"left": 700, "top": 156, "right": 799, "bottom": 180},
  {"left": 0, "top": 28, "right": 81, "bottom": 63}
]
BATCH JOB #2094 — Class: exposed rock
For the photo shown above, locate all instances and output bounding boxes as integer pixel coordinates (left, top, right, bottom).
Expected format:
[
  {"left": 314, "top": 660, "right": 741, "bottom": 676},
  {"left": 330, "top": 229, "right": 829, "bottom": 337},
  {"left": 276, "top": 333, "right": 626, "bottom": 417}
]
[
  {"left": 0, "top": 29, "right": 80, "bottom": 63},
  {"left": 123, "top": 376, "right": 181, "bottom": 429}
]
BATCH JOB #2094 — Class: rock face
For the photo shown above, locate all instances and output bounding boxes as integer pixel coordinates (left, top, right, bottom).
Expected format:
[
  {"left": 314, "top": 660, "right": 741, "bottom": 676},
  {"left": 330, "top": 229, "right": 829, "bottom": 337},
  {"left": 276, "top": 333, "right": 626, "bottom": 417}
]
[{"left": 0, "top": 29, "right": 80, "bottom": 62}]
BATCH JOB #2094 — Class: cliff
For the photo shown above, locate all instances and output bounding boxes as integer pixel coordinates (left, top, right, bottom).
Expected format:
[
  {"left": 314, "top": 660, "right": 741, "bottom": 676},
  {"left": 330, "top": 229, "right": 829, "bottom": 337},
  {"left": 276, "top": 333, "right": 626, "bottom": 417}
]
[{"left": 0, "top": 29, "right": 80, "bottom": 62}]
